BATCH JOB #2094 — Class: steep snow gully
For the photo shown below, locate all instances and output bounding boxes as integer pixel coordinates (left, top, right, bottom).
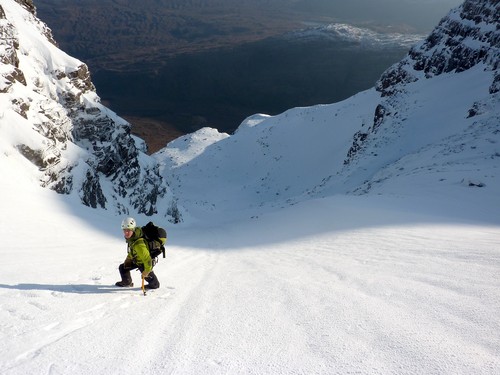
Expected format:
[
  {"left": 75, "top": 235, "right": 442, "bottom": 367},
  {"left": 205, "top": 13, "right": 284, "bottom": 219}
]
[{"left": 1, "top": 0, "right": 500, "bottom": 374}]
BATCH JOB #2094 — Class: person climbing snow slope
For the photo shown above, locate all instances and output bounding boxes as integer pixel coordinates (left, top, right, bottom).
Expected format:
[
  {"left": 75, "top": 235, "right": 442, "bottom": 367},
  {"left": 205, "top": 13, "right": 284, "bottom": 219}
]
[{"left": 115, "top": 217, "right": 160, "bottom": 289}]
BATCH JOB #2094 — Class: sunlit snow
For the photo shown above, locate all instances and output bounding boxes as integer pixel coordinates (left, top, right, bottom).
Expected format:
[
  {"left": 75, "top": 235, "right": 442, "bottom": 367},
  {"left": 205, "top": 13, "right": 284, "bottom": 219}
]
[{"left": 0, "top": 0, "right": 499, "bottom": 374}]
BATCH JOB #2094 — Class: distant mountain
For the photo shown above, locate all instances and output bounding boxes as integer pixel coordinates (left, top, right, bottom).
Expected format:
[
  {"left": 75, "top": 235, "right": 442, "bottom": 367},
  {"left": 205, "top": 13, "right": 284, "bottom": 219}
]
[{"left": 0, "top": 0, "right": 180, "bottom": 221}]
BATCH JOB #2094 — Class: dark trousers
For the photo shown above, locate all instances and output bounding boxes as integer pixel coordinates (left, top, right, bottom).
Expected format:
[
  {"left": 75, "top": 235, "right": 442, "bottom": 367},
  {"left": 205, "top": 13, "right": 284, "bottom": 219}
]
[{"left": 118, "top": 259, "right": 160, "bottom": 289}]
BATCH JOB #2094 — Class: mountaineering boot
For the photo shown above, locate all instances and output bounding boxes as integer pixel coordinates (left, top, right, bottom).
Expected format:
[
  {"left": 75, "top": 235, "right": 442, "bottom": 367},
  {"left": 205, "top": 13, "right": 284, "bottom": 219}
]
[
  {"left": 144, "top": 271, "right": 160, "bottom": 290},
  {"left": 115, "top": 281, "right": 134, "bottom": 287},
  {"left": 116, "top": 263, "right": 133, "bottom": 287}
]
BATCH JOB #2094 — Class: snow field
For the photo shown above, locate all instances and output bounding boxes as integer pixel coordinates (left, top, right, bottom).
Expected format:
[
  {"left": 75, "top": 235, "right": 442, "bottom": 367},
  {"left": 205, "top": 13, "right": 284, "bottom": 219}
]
[{"left": 1, "top": 179, "right": 498, "bottom": 374}]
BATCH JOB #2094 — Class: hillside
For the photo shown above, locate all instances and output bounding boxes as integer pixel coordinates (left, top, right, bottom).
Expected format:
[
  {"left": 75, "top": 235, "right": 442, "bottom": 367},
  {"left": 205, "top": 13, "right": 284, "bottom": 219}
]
[
  {"left": 2, "top": 159, "right": 499, "bottom": 374},
  {"left": 0, "top": 0, "right": 499, "bottom": 374},
  {"left": 154, "top": 0, "right": 500, "bottom": 220}
]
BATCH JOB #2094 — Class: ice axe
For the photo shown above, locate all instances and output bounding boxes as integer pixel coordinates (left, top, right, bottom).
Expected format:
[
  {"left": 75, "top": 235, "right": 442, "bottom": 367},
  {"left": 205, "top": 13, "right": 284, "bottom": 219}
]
[{"left": 141, "top": 276, "right": 146, "bottom": 296}]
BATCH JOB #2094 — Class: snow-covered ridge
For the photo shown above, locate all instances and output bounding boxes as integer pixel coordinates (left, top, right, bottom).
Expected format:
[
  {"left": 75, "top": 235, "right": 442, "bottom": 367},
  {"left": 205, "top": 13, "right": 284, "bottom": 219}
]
[
  {"left": 286, "top": 22, "right": 425, "bottom": 48},
  {"left": 156, "top": 0, "right": 499, "bottom": 221},
  {"left": 347, "top": 1, "right": 500, "bottom": 176},
  {"left": 1, "top": 0, "right": 498, "bottom": 226},
  {"left": 0, "top": 0, "right": 179, "bottom": 221}
]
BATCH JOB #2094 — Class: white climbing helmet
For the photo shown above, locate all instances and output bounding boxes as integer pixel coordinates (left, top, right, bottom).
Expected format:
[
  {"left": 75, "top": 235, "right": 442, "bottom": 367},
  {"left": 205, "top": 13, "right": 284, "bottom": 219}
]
[{"left": 121, "top": 217, "right": 137, "bottom": 230}]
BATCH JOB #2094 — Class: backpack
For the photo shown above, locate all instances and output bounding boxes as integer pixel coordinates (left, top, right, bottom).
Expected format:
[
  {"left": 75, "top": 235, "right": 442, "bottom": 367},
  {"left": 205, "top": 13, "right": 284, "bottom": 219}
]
[{"left": 141, "top": 221, "right": 167, "bottom": 260}]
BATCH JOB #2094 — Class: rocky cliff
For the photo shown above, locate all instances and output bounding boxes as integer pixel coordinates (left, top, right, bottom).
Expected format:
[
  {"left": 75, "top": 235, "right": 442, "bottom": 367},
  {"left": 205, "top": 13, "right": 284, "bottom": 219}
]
[{"left": 0, "top": 0, "right": 180, "bottom": 222}]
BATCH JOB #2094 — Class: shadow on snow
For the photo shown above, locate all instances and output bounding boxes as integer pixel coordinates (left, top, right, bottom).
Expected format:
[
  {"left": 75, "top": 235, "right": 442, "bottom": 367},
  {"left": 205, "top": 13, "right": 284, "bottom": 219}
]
[{"left": 0, "top": 283, "right": 136, "bottom": 294}]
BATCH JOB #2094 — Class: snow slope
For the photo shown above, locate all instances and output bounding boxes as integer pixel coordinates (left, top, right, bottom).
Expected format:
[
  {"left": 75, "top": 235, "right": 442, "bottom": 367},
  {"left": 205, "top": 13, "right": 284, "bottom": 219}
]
[
  {"left": 1, "top": 70, "right": 500, "bottom": 373},
  {"left": 1, "top": 154, "right": 500, "bottom": 374},
  {"left": 1, "top": 0, "right": 500, "bottom": 374},
  {"left": 155, "top": 63, "right": 499, "bottom": 223}
]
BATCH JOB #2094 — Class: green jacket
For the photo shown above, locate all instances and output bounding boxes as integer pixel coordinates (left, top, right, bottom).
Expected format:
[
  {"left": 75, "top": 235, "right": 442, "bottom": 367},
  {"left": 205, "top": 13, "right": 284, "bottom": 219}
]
[{"left": 125, "top": 227, "right": 153, "bottom": 273}]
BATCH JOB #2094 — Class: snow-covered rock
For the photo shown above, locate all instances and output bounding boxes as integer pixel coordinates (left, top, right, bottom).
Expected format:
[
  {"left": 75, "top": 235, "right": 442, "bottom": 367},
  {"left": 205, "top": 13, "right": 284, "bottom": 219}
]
[
  {"left": 342, "top": 0, "right": 500, "bottom": 193},
  {"left": 0, "top": 0, "right": 179, "bottom": 221}
]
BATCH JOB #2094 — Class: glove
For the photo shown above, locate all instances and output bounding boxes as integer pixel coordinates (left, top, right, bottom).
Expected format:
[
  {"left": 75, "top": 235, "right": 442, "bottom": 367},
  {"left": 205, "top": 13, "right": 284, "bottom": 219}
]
[{"left": 141, "top": 270, "right": 150, "bottom": 279}]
